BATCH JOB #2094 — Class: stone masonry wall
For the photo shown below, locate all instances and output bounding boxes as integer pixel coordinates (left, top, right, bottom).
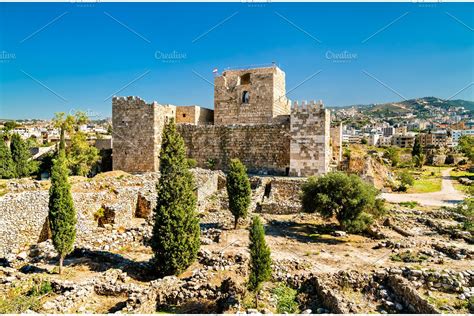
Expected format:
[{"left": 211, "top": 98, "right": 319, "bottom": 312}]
[
  {"left": 290, "top": 101, "right": 331, "bottom": 176},
  {"left": 175, "top": 106, "right": 214, "bottom": 125},
  {"left": 330, "top": 123, "right": 343, "bottom": 163},
  {"left": 177, "top": 123, "right": 291, "bottom": 175},
  {"left": 214, "top": 66, "right": 290, "bottom": 125},
  {"left": 112, "top": 96, "right": 175, "bottom": 172},
  {"left": 0, "top": 169, "right": 219, "bottom": 257}
]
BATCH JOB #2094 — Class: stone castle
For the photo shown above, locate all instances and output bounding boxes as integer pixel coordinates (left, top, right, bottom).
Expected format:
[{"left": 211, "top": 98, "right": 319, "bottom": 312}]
[{"left": 112, "top": 65, "right": 341, "bottom": 176}]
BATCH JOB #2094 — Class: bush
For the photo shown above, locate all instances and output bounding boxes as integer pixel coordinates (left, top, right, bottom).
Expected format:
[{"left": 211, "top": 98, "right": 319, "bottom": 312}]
[
  {"left": 187, "top": 158, "right": 197, "bottom": 168},
  {"left": 301, "top": 172, "right": 385, "bottom": 233},
  {"left": 272, "top": 283, "right": 299, "bottom": 314},
  {"left": 397, "top": 170, "right": 414, "bottom": 192},
  {"left": 399, "top": 201, "right": 419, "bottom": 209},
  {"left": 391, "top": 251, "right": 428, "bottom": 263}
]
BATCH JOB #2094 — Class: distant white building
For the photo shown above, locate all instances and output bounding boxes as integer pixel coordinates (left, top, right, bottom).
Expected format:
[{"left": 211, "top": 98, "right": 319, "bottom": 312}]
[{"left": 452, "top": 129, "right": 474, "bottom": 146}]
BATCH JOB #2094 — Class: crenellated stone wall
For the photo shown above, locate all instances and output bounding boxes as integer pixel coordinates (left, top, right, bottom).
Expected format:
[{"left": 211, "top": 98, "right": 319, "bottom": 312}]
[{"left": 289, "top": 100, "right": 331, "bottom": 176}]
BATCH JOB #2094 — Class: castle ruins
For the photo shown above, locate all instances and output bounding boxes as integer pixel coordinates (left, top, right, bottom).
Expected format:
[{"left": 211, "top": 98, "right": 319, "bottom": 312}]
[{"left": 112, "top": 65, "right": 341, "bottom": 176}]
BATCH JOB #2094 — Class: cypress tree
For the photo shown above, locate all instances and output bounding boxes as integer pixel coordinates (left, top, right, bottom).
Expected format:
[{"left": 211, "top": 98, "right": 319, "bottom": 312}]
[
  {"left": 48, "top": 137, "right": 76, "bottom": 275},
  {"left": 151, "top": 119, "right": 200, "bottom": 276},
  {"left": 226, "top": 158, "right": 251, "bottom": 229},
  {"left": 412, "top": 136, "right": 422, "bottom": 157},
  {"left": 248, "top": 216, "right": 272, "bottom": 291},
  {"left": 10, "top": 133, "right": 32, "bottom": 178},
  {"left": 0, "top": 139, "right": 15, "bottom": 179}
]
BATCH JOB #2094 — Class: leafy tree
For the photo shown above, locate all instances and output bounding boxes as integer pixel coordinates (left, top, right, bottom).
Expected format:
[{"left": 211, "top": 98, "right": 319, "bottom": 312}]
[
  {"left": 412, "top": 136, "right": 422, "bottom": 157},
  {"left": 226, "top": 158, "right": 251, "bottom": 229},
  {"left": 67, "top": 131, "right": 100, "bottom": 176},
  {"left": 48, "top": 137, "right": 76, "bottom": 275},
  {"left": 3, "top": 121, "right": 18, "bottom": 133},
  {"left": 10, "top": 133, "right": 36, "bottom": 178},
  {"left": 398, "top": 170, "right": 414, "bottom": 192},
  {"left": 0, "top": 139, "right": 15, "bottom": 179},
  {"left": 52, "top": 112, "right": 99, "bottom": 176},
  {"left": 383, "top": 147, "right": 400, "bottom": 167},
  {"left": 151, "top": 119, "right": 200, "bottom": 276},
  {"left": 248, "top": 216, "right": 271, "bottom": 291},
  {"left": 301, "top": 172, "right": 385, "bottom": 233},
  {"left": 458, "top": 135, "right": 474, "bottom": 163}
]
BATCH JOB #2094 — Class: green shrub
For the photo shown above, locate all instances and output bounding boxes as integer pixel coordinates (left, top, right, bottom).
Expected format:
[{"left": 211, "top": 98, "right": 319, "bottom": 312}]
[
  {"left": 301, "top": 172, "right": 385, "bottom": 233},
  {"left": 272, "top": 283, "right": 299, "bottom": 314},
  {"left": 399, "top": 201, "right": 419, "bottom": 209},
  {"left": 187, "top": 158, "right": 197, "bottom": 168},
  {"left": 391, "top": 251, "right": 428, "bottom": 263}
]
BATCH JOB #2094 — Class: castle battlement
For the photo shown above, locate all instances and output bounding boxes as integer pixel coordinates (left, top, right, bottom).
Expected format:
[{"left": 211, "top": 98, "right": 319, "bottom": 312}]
[{"left": 291, "top": 100, "right": 324, "bottom": 112}]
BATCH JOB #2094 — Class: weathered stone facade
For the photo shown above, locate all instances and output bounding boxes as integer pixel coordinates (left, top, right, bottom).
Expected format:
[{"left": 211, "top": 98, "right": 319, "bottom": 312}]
[
  {"left": 176, "top": 105, "right": 214, "bottom": 125},
  {"left": 112, "top": 65, "right": 335, "bottom": 176},
  {"left": 214, "top": 67, "right": 290, "bottom": 125},
  {"left": 289, "top": 101, "right": 331, "bottom": 177},
  {"left": 112, "top": 96, "right": 175, "bottom": 173},
  {"left": 330, "top": 122, "right": 343, "bottom": 163},
  {"left": 178, "top": 123, "right": 291, "bottom": 175}
]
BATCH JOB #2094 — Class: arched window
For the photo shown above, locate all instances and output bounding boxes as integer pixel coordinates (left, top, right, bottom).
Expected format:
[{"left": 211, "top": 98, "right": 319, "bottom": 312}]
[{"left": 242, "top": 91, "right": 250, "bottom": 104}]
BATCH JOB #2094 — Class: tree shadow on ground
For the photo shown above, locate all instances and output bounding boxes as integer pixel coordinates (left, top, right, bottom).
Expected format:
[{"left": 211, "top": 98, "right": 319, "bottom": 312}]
[
  {"left": 64, "top": 248, "right": 159, "bottom": 282},
  {"left": 265, "top": 220, "right": 346, "bottom": 245}
]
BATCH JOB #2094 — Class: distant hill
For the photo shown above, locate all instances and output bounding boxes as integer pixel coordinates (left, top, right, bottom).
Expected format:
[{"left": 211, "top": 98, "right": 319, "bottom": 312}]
[{"left": 332, "top": 97, "right": 474, "bottom": 117}]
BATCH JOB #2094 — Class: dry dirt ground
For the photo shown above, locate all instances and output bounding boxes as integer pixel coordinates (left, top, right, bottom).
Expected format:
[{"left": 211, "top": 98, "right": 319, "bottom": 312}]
[{"left": 1, "top": 176, "right": 473, "bottom": 314}]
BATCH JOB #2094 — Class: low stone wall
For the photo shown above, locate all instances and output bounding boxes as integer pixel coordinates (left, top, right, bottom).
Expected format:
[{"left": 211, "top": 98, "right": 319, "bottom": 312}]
[
  {"left": 0, "top": 169, "right": 220, "bottom": 257},
  {"left": 387, "top": 275, "right": 439, "bottom": 314},
  {"left": 256, "top": 177, "right": 304, "bottom": 214}
]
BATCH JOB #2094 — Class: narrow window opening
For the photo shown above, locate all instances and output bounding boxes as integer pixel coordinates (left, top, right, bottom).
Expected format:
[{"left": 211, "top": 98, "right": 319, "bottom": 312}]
[{"left": 242, "top": 91, "right": 250, "bottom": 104}]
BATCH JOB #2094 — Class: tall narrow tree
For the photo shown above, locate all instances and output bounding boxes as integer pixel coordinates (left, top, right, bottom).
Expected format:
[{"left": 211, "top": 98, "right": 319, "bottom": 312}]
[
  {"left": 412, "top": 136, "right": 422, "bottom": 157},
  {"left": 151, "top": 119, "right": 200, "bottom": 276},
  {"left": 10, "top": 133, "right": 33, "bottom": 178},
  {"left": 0, "top": 139, "right": 15, "bottom": 179},
  {"left": 248, "top": 216, "right": 272, "bottom": 291},
  {"left": 226, "top": 158, "right": 251, "bottom": 229},
  {"left": 48, "top": 136, "right": 76, "bottom": 275}
]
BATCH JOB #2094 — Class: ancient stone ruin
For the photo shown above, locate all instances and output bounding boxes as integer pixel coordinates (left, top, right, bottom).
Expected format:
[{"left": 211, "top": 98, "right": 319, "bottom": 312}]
[{"left": 112, "top": 65, "right": 341, "bottom": 176}]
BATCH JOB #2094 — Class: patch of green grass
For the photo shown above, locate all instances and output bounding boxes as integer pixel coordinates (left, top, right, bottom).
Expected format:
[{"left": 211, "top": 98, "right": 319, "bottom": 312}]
[
  {"left": 394, "top": 166, "right": 447, "bottom": 193},
  {"left": 0, "top": 278, "right": 53, "bottom": 313},
  {"left": 272, "top": 283, "right": 300, "bottom": 314},
  {"left": 390, "top": 250, "right": 428, "bottom": 263},
  {"left": 399, "top": 201, "right": 419, "bottom": 208},
  {"left": 450, "top": 169, "right": 474, "bottom": 194}
]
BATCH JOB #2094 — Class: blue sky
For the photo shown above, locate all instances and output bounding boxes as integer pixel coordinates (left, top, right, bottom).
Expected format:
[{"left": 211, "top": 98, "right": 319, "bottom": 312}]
[{"left": 0, "top": 2, "right": 473, "bottom": 119}]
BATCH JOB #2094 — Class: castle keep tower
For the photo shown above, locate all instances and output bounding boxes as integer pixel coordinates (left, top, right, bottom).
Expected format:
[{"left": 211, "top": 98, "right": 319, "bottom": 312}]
[
  {"left": 214, "top": 66, "right": 290, "bottom": 125},
  {"left": 289, "top": 101, "right": 331, "bottom": 177}
]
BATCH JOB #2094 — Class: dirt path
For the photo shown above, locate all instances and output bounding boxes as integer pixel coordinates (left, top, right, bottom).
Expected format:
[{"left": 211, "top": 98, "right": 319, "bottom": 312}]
[{"left": 381, "top": 168, "right": 466, "bottom": 207}]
